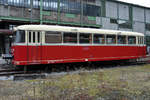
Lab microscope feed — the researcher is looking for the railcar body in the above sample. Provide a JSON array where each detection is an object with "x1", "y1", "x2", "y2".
[{"x1": 11, "y1": 25, "x2": 146, "y2": 66}]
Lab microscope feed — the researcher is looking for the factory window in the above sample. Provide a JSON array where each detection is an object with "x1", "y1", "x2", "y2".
[
  {"x1": 24, "y1": 0, "x2": 30, "y2": 7},
  {"x1": 146, "y1": 23, "x2": 150, "y2": 31},
  {"x1": 83, "y1": 4, "x2": 100, "y2": 17},
  {"x1": 118, "y1": 35, "x2": 126, "y2": 44},
  {"x1": 146, "y1": 36, "x2": 150, "y2": 46},
  {"x1": 79, "y1": 33, "x2": 91, "y2": 44},
  {"x1": 63, "y1": 32, "x2": 77, "y2": 43},
  {"x1": 5, "y1": 0, "x2": 59, "y2": 10},
  {"x1": 45, "y1": 31, "x2": 62, "y2": 43},
  {"x1": 33, "y1": 0, "x2": 40, "y2": 8},
  {"x1": 83, "y1": 0, "x2": 96, "y2": 3},
  {"x1": 60, "y1": 0, "x2": 81, "y2": 14},
  {"x1": 15, "y1": 30, "x2": 25, "y2": 43},
  {"x1": 118, "y1": 20, "x2": 132, "y2": 29},
  {"x1": 0, "y1": 0, "x2": 4, "y2": 4},
  {"x1": 31, "y1": 0, "x2": 58, "y2": 10},
  {"x1": 43, "y1": 0, "x2": 58, "y2": 11},
  {"x1": 106, "y1": 35, "x2": 116, "y2": 44},
  {"x1": 128, "y1": 36, "x2": 136, "y2": 44},
  {"x1": 110, "y1": 19, "x2": 132, "y2": 29},
  {"x1": 110, "y1": 19, "x2": 118, "y2": 24},
  {"x1": 7, "y1": 0, "x2": 29, "y2": 7},
  {"x1": 94, "y1": 34, "x2": 105, "y2": 44}
]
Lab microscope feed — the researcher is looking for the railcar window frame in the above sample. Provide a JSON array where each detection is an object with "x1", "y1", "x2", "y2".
[
  {"x1": 14, "y1": 30, "x2": 26, "y2": 44},
  {"x1": 93, "y1": 34, "x2": 105, "y2": 44},
  {"x1": 143, "y1": 36, "x2": 145, "y2": 44},
  {"x1": 138, "y1": 36, "x2": 140, "y2": 44},
  {"x1": 137, "y1": 36, "x2": 144, "y2": 45},
  {"x1": 29, "y1": 31, "x2": 32, "y2": 43},
  {"x1": 45, "y1": 31, "x2": 62, "y2": 44},
  {"x1": 128, "y1": 36, "x2": 136, "y2": 45},
  {"x1": 106, "y1": 34, "x2": 116, "y2": 44},
  {"x1": 37, "y1": 32, "x2": 40, "y2": 43},
  {"x1": 117, "y1": 35, "x2": 126, "y2": 44},
  {"x1": 142, "y1": 36, "x2": 144, "y2": 44},
  {"x1": 138, "y1": 36, "x2": 143, "y2": 45},
  {"x1": 33, "y1": 32, "x2": 36, "y2": 43},
  {"x1": 27, "y1": 31, "x2": 42, "y2": 44},
  {"x1": 79, "y1": 33, "x2": 92, "y2": 44},
  {"x1": 63, "y1": 32, "x2": 78, "y2": 44}
]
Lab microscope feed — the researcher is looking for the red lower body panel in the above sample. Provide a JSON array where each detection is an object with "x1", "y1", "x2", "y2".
[{"x1": 12, "y1": 45, "x2": 146, "y2": 65}]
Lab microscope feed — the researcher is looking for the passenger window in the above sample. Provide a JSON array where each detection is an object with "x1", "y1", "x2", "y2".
[
  {"x1": 79, "y1": 33, "x2": 91, "y2": 44},
  {"x1": 37, "y1": 32, "x2": 40, "y2": 43},
  {"x1": 45, "y1": 31, "x2": 62, "y2": 43},
  {"x1": 128, "y1": 36, "x2": 136, "y2": 44},
  {"x1": 118, "y1": 35, "x2": 126, "y2": 44},
  {"x1": 33, "y1": 32, "x2": 35, "y2": 43},
  {"x1": 94, "y1": 34, "x2": 105, "y2": 44},
  {"x1": 29, "y1": 32, "x2": 31, "y2": 43},
  {"x1": 63, "y1": 32, "x2": 77, "y2": 43},
  {"x1": 141, "y1": 37, "x2": 144, "y2": 44},
  {"x1": 106, "y1": 35, "x2": 116, "y2": 44},
  {"x1": 138, "y1": 36, "x2": 141, "y2": 44},
  {"x1": 138, "y1": 37, "x2": 140, "y2": 44}
]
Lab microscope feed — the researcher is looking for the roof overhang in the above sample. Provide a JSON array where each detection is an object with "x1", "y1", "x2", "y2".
[{"x1": 0, "y1": 29, "x2": 13, "y2": 35}]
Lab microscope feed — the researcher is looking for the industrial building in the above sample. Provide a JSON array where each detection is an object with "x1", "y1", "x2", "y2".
[{"x1": 0, "y1": 0, "x2": 150, "y2": 55}]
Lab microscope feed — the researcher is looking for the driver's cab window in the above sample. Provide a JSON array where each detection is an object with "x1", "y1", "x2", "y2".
[{"x1": 14, "y1": 30, "x2": 25, "y2": 43}]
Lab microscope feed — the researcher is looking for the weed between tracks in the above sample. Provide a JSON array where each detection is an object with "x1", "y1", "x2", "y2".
[{"x1": 1, "y1": 64, "x2": 150, "y2": 100}]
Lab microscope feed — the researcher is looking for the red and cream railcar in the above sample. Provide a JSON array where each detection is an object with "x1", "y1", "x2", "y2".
[{"x1": 11, "y1": 25, "x2": 146, "y2": 66}]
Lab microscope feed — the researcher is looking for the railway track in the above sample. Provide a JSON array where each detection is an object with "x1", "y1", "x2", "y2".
[
  {"x1": 0, "y1": 68, "x2": 42, "y2": 76},
  {"x1": 0, "y1": 68, "x2": 46, "y2": 80},
  {"x1": 0, "y1": 69, "x2": 18, "y2": 73},
  {"x1": 0, "y1": 71, "x2": 25, "y2": 76},
  {"x1": 0, "y1": 57, "x2": 149, "y2": 80}
]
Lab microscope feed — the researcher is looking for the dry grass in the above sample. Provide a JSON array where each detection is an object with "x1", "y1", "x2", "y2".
[{"x1": 1, "y1": 64, "x2": 150, "y2": 100}]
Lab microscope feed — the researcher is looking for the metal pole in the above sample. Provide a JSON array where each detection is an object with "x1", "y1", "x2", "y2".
[
  {"x1": 117, "y1": 2, "x2": 119, "y2": 30},
  {"x1": 129, "y1": 5, "x2": 133, "y2": 31},
  {"x1": 30, "y1": 0, "x2": 33, "y2": 23},
  {"x1": 81, "y1": 0, "x2": 83, "y2": 26},
  {"x1": 40, "y1": 0, "x2": 43, "y2": 24},
  {"x1": 57, "y1": 0, "x2": 60, "y2": 24}
]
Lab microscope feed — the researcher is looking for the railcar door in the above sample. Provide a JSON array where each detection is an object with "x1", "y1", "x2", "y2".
[{"x1": 27, "y1": 31, "x2": 42, "y2": 64}]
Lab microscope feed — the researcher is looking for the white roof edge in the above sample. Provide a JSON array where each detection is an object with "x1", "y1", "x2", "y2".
[{"x1": 15, "y1": 25, "x2": 144, "y2": 36}]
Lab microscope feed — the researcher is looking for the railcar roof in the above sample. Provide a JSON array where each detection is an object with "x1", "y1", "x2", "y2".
[{"x1": 14, "y1": 25, "x2": 144, "y2": 36}]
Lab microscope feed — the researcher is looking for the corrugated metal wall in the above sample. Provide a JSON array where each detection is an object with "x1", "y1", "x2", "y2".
[
  {"x1": 133, "y1": 7, "x2": 144, "y2": 22},
  {"x1": 118, "y1": 4, "x2": 129, "y2": 20},
  {"x1": 106, "y1": 1, "x2": 117, "y2": 18},
  {"x1": 133, "y1": 22, "x2": 145, "y2": 33},
  {"x1": 102, "y1": 17, "x2": 118, "y2": 30},
  {"x1": 146, "y1": 9, "x2": 150, "y2": 23}
]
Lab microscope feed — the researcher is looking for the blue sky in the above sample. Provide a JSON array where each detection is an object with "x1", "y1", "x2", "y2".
[{"x1": 117, "y1": 0, "x2": 150, "y2": 7}]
